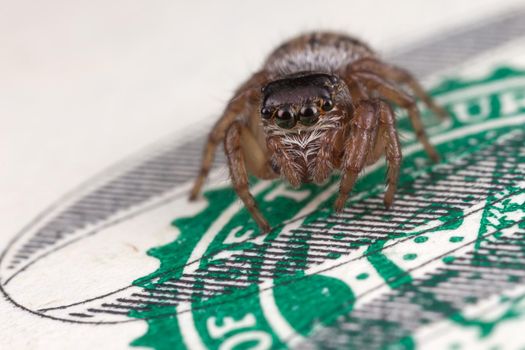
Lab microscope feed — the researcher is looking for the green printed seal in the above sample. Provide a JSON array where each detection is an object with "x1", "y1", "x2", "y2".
[{"x1": 128, "y1": 67, "x2": 525, "y2": 350}]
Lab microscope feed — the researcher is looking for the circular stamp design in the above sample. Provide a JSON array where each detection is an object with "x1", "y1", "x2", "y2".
[{"x1": 1, "y1": 67, "x2": 525, "y2": 349}]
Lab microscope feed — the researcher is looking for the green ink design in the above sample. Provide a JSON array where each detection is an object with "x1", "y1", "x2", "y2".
[{"x1": 129, "y1": 67, "x2": 525, "y2": 349}]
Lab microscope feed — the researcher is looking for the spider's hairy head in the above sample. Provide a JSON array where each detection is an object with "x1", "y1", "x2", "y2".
[{"x1": 260, "y1": 72, "x2": 342, "y2": 130}]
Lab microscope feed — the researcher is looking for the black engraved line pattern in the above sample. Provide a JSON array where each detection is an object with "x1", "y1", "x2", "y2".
[
  {"x1": 298, "y1": 228, "x2": 525, "y2": 350},
  {"x1": 64, "y1": 131, "x2": 525, "y2": 320},
  {"x1": 8, "y1": 7, "x2": 525, "y2": 272},
  {"x1": 7, "y1": 137, "x2": 225, "y2": 270},
  {"x1": 207, "y1": 137, "x2": 523, "y2": 279},
  {"x1": 388, "y1": 7, "x2": 525, "y2": 78},
  {"x1": 5, "y1": 8, "x2": 525, "y2": 323},
  {"x1": 297, "y1": 141, "x2": 525, "y2": 349}
]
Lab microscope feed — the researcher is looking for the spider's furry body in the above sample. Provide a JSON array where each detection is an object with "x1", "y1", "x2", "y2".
[
  {"x1": 190, "y1": 32, "x2": 447, "y2": 232},
  {"x1": 265, "y1": 33, "x2": 374, "y2": 76}
]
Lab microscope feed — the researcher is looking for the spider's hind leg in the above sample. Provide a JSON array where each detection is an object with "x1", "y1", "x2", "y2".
[
  {"x1": 351, "y1": 58, "x2": 448, "y2": 120},
  {"x1": 190, "y1": 128, "x2": 225, "y2": 201}
]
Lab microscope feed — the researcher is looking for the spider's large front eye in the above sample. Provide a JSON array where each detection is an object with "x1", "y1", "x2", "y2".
[
  {"x1": 299, "y1": 105, "x2": 319, "y2": 126},
  {"x1": 275, "y1": 108, "x2": 296, "y2": 129},
  {"x1": 261, "y1": 107, "x2": 272, "y2": 119},
  {"x1": 322, "y1": 99, "x2": 334, "y2": 111}
]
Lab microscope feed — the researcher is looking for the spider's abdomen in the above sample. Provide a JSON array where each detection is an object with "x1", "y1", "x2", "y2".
[{"x1": 263, "y1": 32, "x2": 376, "y2": 78}]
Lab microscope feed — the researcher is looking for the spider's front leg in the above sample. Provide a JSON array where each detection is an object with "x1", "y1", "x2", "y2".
[
  {"x1": 355, "y1": 71, "x2": 440, "y2": 162},
  {"x1": 224, "y1": 121, "x2": 271, "y2": 233},
  {"x1": 334, "y1": 100, "x2": 379, "y2": 212},
  {"x1": 377, "y1": 101, "x2": 402, "y2": 208},
  {"x1": 190, "y1": 72, "x2": 266, "y2": 200}
]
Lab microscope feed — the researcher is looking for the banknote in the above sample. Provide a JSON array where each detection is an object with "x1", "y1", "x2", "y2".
[{"x1": 1, "y1": 3, "x2": 525, "y2": 350}]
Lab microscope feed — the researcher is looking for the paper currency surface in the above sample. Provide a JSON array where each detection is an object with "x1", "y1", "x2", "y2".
[{"x1": 1, "y1": 1, "x2": 525, "y2": 349}]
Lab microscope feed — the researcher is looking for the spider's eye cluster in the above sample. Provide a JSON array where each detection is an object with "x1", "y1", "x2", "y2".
[{"x1": 260, "y1": 97, "x2": 335, "y2": 129}]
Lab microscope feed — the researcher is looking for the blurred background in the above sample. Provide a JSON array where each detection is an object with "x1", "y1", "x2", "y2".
[
  {"x1": 2, "y1": 1, "x2": 525, "y2": 348},
  {"x1": 1, "y1": 0, "x2": 524, "y2": 243}
]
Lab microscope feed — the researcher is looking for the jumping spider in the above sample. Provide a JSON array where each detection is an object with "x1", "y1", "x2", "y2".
[{"x1": 189, "y1": 32, "x2": 447, "y2": 232}]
